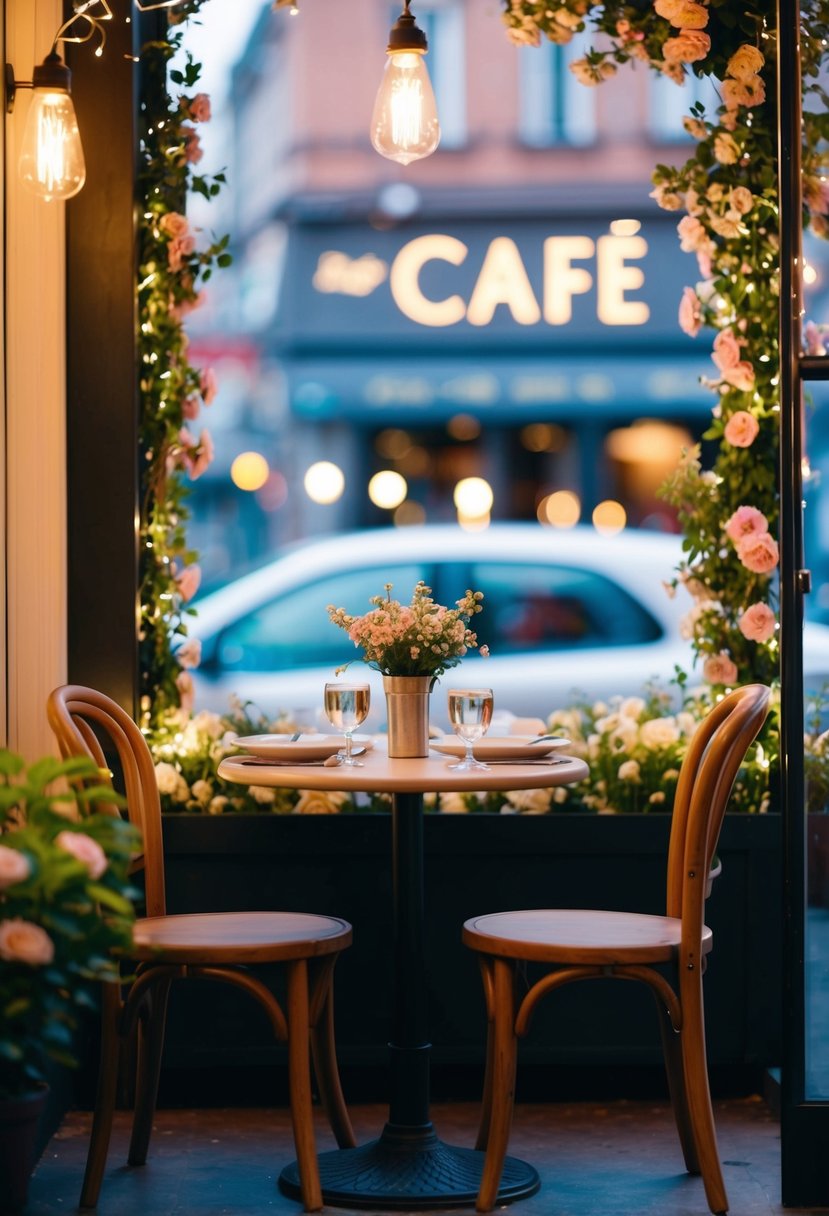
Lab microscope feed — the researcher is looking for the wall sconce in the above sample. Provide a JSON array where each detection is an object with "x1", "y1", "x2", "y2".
[
  {"x1": 5, "y1": 9, "x2": 108, "y2": 203},
  {"x1": 370, "y1": 1, "x2": 440, "y2": 166}
]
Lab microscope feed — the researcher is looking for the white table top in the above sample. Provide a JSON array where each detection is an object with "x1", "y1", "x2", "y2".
[{"x1": 218, "y1": 743, "x2": 588, "y2": 795}]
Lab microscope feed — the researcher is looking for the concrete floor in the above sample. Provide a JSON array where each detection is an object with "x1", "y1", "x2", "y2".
[{"x1": 26, "y1": 1095, "x2": 829, "y2": 1216}]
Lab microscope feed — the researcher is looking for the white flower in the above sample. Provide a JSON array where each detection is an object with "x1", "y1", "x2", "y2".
[
  {"x1": 439, "y1": 792, "x2": 469, "y2": 814},
  {"x1": 649, "y1": 791, "x2": 667, "y2": 804},
  {"x1": 191, "y1": 780, "x2": 214, "y2": 806},
  {"x1": 639, "y1": 718, "x2": 681, "y2": 750},
  {"x1": 618, "y1": 759, "x2": 641, "y2": 782},
  {"x1": 250, "y1": 785, "x2": 276, "y2": 805},
  {"x1": 609, "y1": 719, "x2": 639, "y2": 750},
  {"x1": 594, "y1": 713, "x2": 621, "y2": 735},
  {"x1": 190, "y1": 710, "x2": 225, "y2": 739},
  {"x1": 505, "y1": 788, "x2": 553, "y2": 814},
  {"x1": 676, "y1": 711, "x2": 699, "y2": 738},
  {"x1": 619, "y1": 697, "x2": 646, "y2": 720},
  {"x1": 293, "y1": 790, "x2": 349, "y2": 814},
  {"x1": 208, "y1": 796, "x2": 229, "y2": 815},
  {"x1": 154, "y1": 762, "x2": 190, "y2": 802},
  {"x1": 592, "y1": 701, "x2": 609, "y2": 717}
]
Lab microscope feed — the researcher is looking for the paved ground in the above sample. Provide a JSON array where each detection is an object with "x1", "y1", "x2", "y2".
[{"x1": 26, "y1": 1095, "x2": 828, "y2": 1215}]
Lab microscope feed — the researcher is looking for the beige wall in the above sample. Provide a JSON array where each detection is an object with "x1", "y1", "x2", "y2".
[{"x1": 4, "y1": 0, "x2": 68, "y2": 759}]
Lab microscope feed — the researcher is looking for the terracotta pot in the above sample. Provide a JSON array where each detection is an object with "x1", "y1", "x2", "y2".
[
  {"x1": 383, "y1": 674, "x2": 433, "y2": 758},
  {"x1": 0, "y1": 1085, "x2": 48, "y2": 1214}
]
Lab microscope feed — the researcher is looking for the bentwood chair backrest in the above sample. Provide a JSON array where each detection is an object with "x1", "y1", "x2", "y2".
[
  {"x1": 665, "y1": 683, "x2": 770, "y2": 950},
  {"x1": 47, "y1": 685, "x2": 166, "y2": 918}
]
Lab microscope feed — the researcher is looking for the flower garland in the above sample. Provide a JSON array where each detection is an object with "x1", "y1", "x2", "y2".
[
  {"x1": 501, "y1": 0, "x2": 829, "y2": 699},
  {"x1": 137, "y1": 2, "x2": 230, "y2": 731}
]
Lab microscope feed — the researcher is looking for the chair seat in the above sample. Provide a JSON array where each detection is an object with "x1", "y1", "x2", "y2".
[
  {"x1": 131, "y1": 911, "x2": 352, "y2": 964},
  {"x1": 463, "y1": 908, "x2": 713, "y2": 965}
]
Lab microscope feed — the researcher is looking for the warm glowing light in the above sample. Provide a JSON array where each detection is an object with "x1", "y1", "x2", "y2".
[
  {"x1": 371, "y1": 51, "x2": 440, "y2": 166},
  {"x1": 453, "y1": 477, "x2": 494, "y2": 517},
  {"x1": 804, "y1": 262, "x2": 818, "y2": 285},
  {"x1": 521, "y1": 423, "x2": 566, "y2": 453},
  {"x1": 446, "y1": 413, "x2": 481, "y2": 441},
  {"x1": 540, "y1": 490, "x2": 581, "y2": 528},
  {"x1": 304, "y1": 461, "x2": 345, "y2": 504},
  {"x1": 19, "y1": 88, "x2": 85, "y2": 201},
  {"x1": 368, "y1": 470, "x2": 408, "y2": 509},
  {"x1": 231, "y1": 451, "x2": 269, "y2": 492},
  {"x1": 375, "y1": 428, "x2": 412, "y2": 459},
  {"x1": 394, "y1": 500, "x2": 426, "y2": 527},
  {"x1": 592, "y1": 500, "x2": 627, "y2": 535},
  {"x1": 609, "y1": 218, "x2": 641, "y2": 236}
]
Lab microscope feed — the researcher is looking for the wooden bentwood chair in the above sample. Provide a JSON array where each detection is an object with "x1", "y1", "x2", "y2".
[
  {"x1": 47, "y1": 685, "x2": 356, "y2": 1212},
  {"x1": 463, "y1": 683, "x2": 771, "y2": 1215}
]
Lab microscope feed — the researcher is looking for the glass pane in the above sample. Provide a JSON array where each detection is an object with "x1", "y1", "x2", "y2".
[{"x1": 802, "y1": 379, "x2": 829, "y2": 1098}]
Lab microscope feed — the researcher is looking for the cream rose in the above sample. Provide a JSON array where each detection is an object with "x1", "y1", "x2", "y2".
[
  {"x1": 726, "y1": 44, "x2": 765, "y2": 81},
  {"x1": 618, "y1": 760, "x2": 641, "y2": 782},
  {"x1": 663, "y1": 30, "x2": 711, "y2": 63},
  {"x1": 439, "y1": 792, "x2": 470, "y2": 814},
  {"x1": 620, "y1": 697, "x2": 645, "y2": 720},
  {"x1": 56, "y1": 830, "x2": 108, "y2": 880},
  {"x1": 154, "y1": 762, "x2": 190, "y2": 802},
  {"x1": 639, "y1": 718, "x2": 681, "y2": 749},
  {"x1": 0, "y1": 918, "x2": 54, "y2": 965},
  {"x1": 505, "y1": 788, "x2": 553, "y2": 814},
  {"x1": 293, "y1": 790, "x2": 349, "y2": 815},
  {"x1": 0, "y1": 845, "x2": 31, "y2": 889},
  {"x1": 714, "y1": 133, "x2": 741, "y2": 165}
]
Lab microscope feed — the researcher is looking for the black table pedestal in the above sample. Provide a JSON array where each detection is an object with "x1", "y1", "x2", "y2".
[
  {"x1": 279, "y1": 1124, "x2": 540, "y2": 1209},
  {"x1": 279, "y1": 789, "x2": 539, "y2": 1209}
]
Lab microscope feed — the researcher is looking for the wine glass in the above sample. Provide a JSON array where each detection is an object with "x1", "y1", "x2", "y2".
[
  {"x1": 447, "y1": 688, "x2": 494, "y2": 772},
  {"x1": 324, "y1": 682, "x2": 371, "y2": 766}
]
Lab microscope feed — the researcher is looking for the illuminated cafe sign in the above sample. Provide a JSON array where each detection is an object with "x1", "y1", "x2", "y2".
[{"x1": 311, "y1": 232, "x2": 651, "y2": 329}]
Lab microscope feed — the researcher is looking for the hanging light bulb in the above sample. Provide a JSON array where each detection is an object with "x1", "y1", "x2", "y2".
[
  {"x1": 17, "y1": 51, "x2": 85, "y2": 202},
  {"x1": 370, "y1": 1, "x2": 440, "y2": 167}
]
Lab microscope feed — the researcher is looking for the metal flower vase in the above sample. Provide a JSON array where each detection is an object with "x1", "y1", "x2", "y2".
[{"x1": 383, "y1": 675, "x2": 433, "y2": 758}]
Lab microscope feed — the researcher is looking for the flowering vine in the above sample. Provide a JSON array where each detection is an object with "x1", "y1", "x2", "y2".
[
  {"x1": 502, "y1": 0, "x2": 829, "y2": 701},
  {"x1": 137, "y1": 2, "x2": 230, "y2": 730}
]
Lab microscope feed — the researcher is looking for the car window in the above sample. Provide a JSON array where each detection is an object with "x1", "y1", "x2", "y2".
[
  {"x1": 468, "y1": 562, "x2": 662, "y2": 653},
  {"x1": 215, "y1": 564, "x2": 431, "y2": 671}
]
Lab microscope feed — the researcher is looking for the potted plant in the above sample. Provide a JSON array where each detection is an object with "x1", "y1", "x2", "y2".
[{"x1": 0, "y1": 750, "x2": 138, "y2": 1215}]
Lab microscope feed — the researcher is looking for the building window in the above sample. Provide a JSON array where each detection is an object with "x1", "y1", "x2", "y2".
[
  {"x1": 648, "y1": 70, "x2": 720, "y2": 142},
  {"x1": 390, "y1": 1, "x2": 466, "y2": 149},
  {"x1": 518, "y1": 32, "x2": 597, "y2": 148}
]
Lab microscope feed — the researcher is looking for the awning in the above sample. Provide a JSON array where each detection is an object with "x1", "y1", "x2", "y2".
[{"x1": 285, "y1": 353, "x2": 714, "y2": 422}]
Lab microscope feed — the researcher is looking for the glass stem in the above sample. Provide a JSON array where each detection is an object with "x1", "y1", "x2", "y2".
[
  {"x1": 465, "y1": 739, "x2": 474, "y2": 766},
  {"x1": 344, "y1": 731, "x2": 353, "y2": 762}
]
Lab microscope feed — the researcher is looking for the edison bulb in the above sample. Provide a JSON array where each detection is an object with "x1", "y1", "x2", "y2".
[
  {"x1": 19, "y1": 90, "x2": 86, "y2": 202},
  {"x1": 370, "y1": 51, "x2": 440, "y2": 166}
]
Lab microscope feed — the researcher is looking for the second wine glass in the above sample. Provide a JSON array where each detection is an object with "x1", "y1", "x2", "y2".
[
  {"x1": 446, "y1": 688, "x2": 493, "y2": 772},
  {"x1": 324, "y1": 682, "x2": 370, "y2": 766}
]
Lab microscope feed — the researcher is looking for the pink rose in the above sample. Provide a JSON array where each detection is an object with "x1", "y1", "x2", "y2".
[
  {"x1": 176, "y1": 638, "x2": 202, "y2": 670},
  {"x1": 0, "y1": 845, "x2": 30, "y2": 889},
  {"x1": 186, "y1": 430, "x2": 214, "y2": 480},
  {"x1": 56, "y1": 830, "x2": 108, "y2": 880},
  {"x1": 182, "y1": 397, "x2": 200, "y2": 421},
  {"x1": 702, "y1": 653, "x2": 739, "y2": 685},
  {"x1": 722, "y1": 360, "x2": 755, "y2": 391},
  {"x1": 724, "y1": 410, "x2": 760, "y2": 447},
  {"x1": 176, "y1": 670, "x2": 195, "y2": 713},
  {"x1": 678, "y1": 286, "x2": 702, "y2": 337},
  {"x1": 182, "y1": 126, "x2": 203, "y2": 164},
  {"x1": 739, "y1": 602, "x2": 777, "y2": 643},
  {"x1": 737, "y1": 532, "x2": 779, "y2": 574},
  {"x1": 176, "y1": 564, "x2": 202, "y2": 603},
  {"x1": 0, "y1": 918, "x2": 54, "y2": 965},
  {"x1": 187, "y1": 92, "x2": 211, "y2": 123},
  {"x1": 725, "y1": 505, "x2": 768, "y2": 543},
  {"x1": 663, "y1": 30, "x2": 711, "y2": 63},
  {"x1": 696, "y1": 248, "x2": 713, "y2": 278},
  {"x1": 200, "y1": 368, "x2": 218, "y2": 405},
  {"x1": 159, "y1": 211, "x2": 190, "y2": 239},
  {"x1": 677, "y1": 215, "x2": 707, "y2": 252},
  {"x1": 805, "y1": 321, "x2": 827, "y2": 356},
  {"x1": 726, "y1": 45, "x2": 765, "y2": 81},
  {"x1": 168, "y1": 234, "x2": 196, "y2": 272},
  {"x1": 712, "y1": 328, "x2": 742, "y2": 371},
  {"x1": 804, "y1": 177, "x2": 829, "y2": 215}
]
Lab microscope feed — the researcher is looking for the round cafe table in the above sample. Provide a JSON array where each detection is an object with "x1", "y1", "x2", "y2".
[{"x1": 218, "y1": 742, "x2": 588, "y2": 1210}]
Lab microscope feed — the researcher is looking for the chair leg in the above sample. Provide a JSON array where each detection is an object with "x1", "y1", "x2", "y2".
[
  {"x1": 310, "y1": 974, "x2": 356, "y2": 1149},
  {"x1": 80, "y1": 981, "x2": 122, "y2": 1209},
  {"x1": 128, "y1": 976, "x2": 172, "y2": 1166},
  {"x1": 679, "y1": 971, "x2": 728, "y2": 1215},
  {"x1": 652, "y1": 988, "x2": 700, "y2": 1174},
  {"x1": 475, "y1": 959, "x2": 496, "y2": 1152},
  {"x1": 286, "y1": 959, "x2": 323, "y2": 1212},
  {"x1": 476, "y1": 957, "x2": 518, "y2": 1214}
]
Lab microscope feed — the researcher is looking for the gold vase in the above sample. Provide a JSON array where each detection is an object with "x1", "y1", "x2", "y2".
[{"x1": 383, "y1": 674, "x2": 433, "y2": 758}]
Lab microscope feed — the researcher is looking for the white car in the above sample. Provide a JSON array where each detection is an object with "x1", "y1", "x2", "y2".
[{"x1": 189, "y1": 523, "x2": 829, "y2": 729}]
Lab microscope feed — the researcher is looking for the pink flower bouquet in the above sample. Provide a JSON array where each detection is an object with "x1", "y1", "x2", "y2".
[{"x1": 327, "y1": 581, "x2": 487, "y2": 679}]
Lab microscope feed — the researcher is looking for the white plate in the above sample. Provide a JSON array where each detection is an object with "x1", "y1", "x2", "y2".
[
  {"x1": 232, "y1": 734, "x2": 374, "y2": 761},
  {"x1": 430, "y1": 735, "x2": 571, "y2": 761}
]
